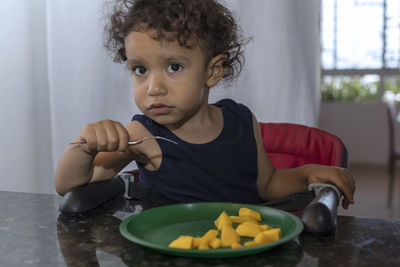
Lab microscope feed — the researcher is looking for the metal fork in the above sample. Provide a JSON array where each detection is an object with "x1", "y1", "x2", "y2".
[{"x1": 69, "y1": 136, "x2": 178, "y2": 145}]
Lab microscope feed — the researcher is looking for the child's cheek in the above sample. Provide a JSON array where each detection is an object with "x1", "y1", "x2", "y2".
[{"x1": 133, "y1": 90, "x2": 146, "y2": 112}]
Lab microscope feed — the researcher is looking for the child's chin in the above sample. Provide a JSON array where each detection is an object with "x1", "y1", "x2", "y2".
[{"x1": 146, "y1": 114, "x2": 177, "y2": 126}]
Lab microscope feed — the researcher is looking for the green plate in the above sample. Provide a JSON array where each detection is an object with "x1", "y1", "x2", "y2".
[{"x1": 119, "y1": 202, "x2": 303, "y2": 258}]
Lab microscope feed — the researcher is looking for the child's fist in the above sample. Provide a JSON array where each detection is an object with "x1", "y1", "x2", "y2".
[
  {"x1": 75, "y1": 120, "x2": 130, "y2": 155},
  {"x1": 307, "y1": 165, "x2": 356, "y2": 209}
]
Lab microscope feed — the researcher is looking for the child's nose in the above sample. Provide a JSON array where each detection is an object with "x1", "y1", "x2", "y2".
[{"x1": 147, "y1": 73, "x2": 167, "y2": 96}]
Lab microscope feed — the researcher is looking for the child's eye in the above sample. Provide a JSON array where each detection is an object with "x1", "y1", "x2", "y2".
[
  {"x1": 167, "y1": 63, "x2": 183, "y2": 73},
  {"x1": 133, "y1": 66, "x2": 147, "y2": 76}
]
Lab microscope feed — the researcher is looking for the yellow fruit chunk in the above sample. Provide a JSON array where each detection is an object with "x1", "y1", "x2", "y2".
[
  {"x1": 214, "y1": 211, "x2": 232, "y2": 230},
  {"x1": 236, "y1": 221, "x2": 262, "y2": 237},
  {"x1": 202, "y1": 229, "x2": 219, "y2": 242},
  {"x1": 221, "y1": 225, "x2": 240, "y2": 247},
  {"x1": 229, "y1": 215, "x2": 258, "y2": 224},
  {"x1": 209, "y1": 238, "x2": 221, "y2": 249},
  {"x1": 259, "y1": 224, "x2": 272, "y2": 231},
  {"x1": 262, "y1": 228, "x2": 282, "y2": 242},
  {"x1": 238, "y1": 207, "x2": 262, "y2": 221},
  {"x1": 168, "y1": 235, "x2": 193, "y2": 249},
  {"x1": 254, "y1": 232, "x2": 270, "y2": 244},
  {"x1": 231, "y1": 243, "x2": 243, "y2": 249},
  {"x1": 253, "y1": 228, "x2": 282, "y2": 245},
  {"x1": 192, "y1": 229, "x2": 218, "y2": 248},
  {"x1": 198, "y1": 239, "x2": 210, "y2": 250},
  {"x1": 244, "y1": 241, "x2": 259, "y2": 247},
  {"x1": 192, "y1": 237, "x2": 202, "y2": 248}
]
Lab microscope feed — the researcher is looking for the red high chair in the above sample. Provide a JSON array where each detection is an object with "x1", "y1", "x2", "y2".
[{"x1": 259, "y1": 122, "x2": 347, "y2": 169}]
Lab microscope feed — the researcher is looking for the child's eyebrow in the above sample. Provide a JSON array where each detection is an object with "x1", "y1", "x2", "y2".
[
  {"x1": 127, "y1": 55, "x2": 190, "y2": 67},
  {"x1": 127, "y1": 58, "x2": 141, "y2": 66},
  {"x1": 159, "y1": 54, "x2": 190, "y2": 63}
]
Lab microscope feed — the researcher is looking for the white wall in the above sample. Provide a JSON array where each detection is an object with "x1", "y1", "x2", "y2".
[
  {"x1": 0, "y1": 0, "x2": 55, "y2": 193},
  {"x1": 318, "y1": 102, "x2": 389, "y2": 165}
]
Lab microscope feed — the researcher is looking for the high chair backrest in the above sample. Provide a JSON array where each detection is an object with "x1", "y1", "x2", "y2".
[{"x1": 258, "y1": 123, "x2": 348, "y2": 169}]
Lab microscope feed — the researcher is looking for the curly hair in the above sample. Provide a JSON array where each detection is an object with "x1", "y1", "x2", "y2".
[{"x1": 104, "y1": 0, "x2": 248, "y2": 81}]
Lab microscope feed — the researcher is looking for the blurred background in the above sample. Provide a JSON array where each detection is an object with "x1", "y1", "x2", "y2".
[{"x1": 0, "y1": 0, "x2": 398, "y2": 218}]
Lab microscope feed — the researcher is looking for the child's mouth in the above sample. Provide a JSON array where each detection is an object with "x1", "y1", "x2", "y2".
[{"x1": 148, "y1": 103, "x2": 173, "y2": 115}]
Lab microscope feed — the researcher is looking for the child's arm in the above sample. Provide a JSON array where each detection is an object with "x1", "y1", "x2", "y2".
[
  {"x1": 55, "y1": 120, "x2": 148, "y2": 196},
  {"x1": 253, "y1": 115, "x2": 356, "y2": 209}
]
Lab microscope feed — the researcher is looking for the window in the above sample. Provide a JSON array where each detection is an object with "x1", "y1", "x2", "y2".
[{"x1": 321, "y1": 0, "x2": 400, "y2": 102}]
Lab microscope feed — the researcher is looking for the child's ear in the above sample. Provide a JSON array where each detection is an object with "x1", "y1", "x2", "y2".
[{"x1": 206, "y1": 54, "x2": 227, "y2": 87}]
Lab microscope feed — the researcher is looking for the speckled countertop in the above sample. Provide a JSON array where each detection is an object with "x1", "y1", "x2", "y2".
[{"x1": 0, "y1": 191, "x2": 399, "y2": 267}]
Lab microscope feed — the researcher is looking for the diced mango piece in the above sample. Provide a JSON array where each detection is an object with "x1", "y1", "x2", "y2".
[
  {"x1": 214, "y1": 211, "x2": 232, "y2": 230},
  {"x1": 229, "y1": 215, "x2": 258, "y2": 224},
  {"x1": 202, "y1": 229, "x2": 219, "y2": 242},
  {"x1": 235, "y1": 221, "x2": 262, "y2": 237},
  {"x1": 168, "y1": 235, "x2": 193, "y2": 249},
  {"x1": 254, "y1": 231, "x2": 270, "y2": 244},
  {"x1": 221, "y1": 225, "x2": 240, "y2": 247},
  {"x1": 253, "y1": 228, "x2": 282, "y2": 245},
  {"x1": 238, "y1": 207, "x2": 262, "y2": 221},
  {"x1": 244, "y1": 241, "x2": 259, "y2": 247},
  {"x1": 231, "y1": 243, "x2": 243, "y2": 249},
  {"x1": 262, "y1": 228, "x2": 282, "y2": 242},
  {"x1": 193, "y1": 229, "x2": 218, "y2": 248},
  {"x1": 209, "y1": 238, "x2": 221, "y2": 249},
  {"x1": 192, "y1": 237, "x2": 202, "y2": 248},
  {"x1": 259, "y1": 224, "x2": 272, "y2": 231},
  {"x1": 198, "y1": 239, "x2": 210, "y2": 250}
]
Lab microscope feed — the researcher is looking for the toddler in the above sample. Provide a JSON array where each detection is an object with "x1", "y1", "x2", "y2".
[{"x1": 55, "y1": 0, "x2": 355, "y2": 208}]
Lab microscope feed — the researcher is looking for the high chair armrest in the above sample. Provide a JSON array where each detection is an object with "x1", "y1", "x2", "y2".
[
  {"x1": 58, "y1": 177, "x2": 125, "y2": 215},
  {"x1": 301, "y1": 184, "x2": 342, "y2": 236}
]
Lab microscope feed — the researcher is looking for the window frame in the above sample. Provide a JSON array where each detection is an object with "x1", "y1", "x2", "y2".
[{"x1": 320, "y1": 0, "x2": 399, "y2": 102}]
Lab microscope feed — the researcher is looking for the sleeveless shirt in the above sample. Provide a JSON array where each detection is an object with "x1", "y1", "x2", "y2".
[{"x1": 131, "y1": 98, "x2": 260, "y2": 203}]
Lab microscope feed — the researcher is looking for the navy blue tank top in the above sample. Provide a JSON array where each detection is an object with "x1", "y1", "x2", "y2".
[{"x1": 132, "y1": 99, "x2": 260, "y2": 204}]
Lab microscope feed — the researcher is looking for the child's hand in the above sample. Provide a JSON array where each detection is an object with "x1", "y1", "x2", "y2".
[
  {"x1": 306, "y1": 165, "x2": 356, "y2": 209},
  {"x1": 74, "y1": 120, "x2": 131, "y2": 155}
]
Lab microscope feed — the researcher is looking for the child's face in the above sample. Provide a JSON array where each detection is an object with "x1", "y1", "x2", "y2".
[{"x1": 125, "y1": 30, "x2": 212, "y2": 127}]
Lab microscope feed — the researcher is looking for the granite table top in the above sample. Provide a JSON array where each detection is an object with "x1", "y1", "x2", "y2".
[{"x1": 0, "y1": 191, "x2": 399, "y2": 267}]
